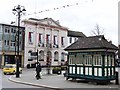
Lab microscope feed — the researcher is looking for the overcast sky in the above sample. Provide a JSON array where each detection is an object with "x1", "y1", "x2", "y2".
[{"x1": 0, "y1": 0, "x2": 119, "y2": 45}]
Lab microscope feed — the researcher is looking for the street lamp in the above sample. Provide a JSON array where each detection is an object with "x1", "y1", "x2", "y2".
[{"x1": 12, "y1": 5, "x2": 26, "y2": 78}]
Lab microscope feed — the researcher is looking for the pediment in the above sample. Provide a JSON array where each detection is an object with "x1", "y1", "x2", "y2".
[
  {"x1": 39, "y1": 18, "x2": 61, "y2": 27},
  {"x1": 24, "y1": 18, "x2": 68, "y2": 30}
]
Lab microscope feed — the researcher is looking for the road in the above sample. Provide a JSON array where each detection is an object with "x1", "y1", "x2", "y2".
[
  {"x1": 0, "y1": 69, "x2": 53, "y2": 90},
  {"x1": 1, "y1": 68, "x2": 120, "y2": 90}
]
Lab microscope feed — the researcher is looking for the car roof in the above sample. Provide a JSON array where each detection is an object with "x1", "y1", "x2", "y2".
[{"x1": 5, "y1": 64, "x2": 16, "y2": 66}]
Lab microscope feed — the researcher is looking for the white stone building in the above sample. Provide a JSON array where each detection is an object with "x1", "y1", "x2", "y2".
[{"x1": 22, "y1": 18, "x2": 69, "y2": 67}]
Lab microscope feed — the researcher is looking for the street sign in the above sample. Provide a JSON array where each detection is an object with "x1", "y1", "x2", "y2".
[
  {"x1": 30, "y1": 51, "x2": 38, "y2": 60},
  {"x1": 116, "y1": 58, "x2": 120, "y2": 67}
]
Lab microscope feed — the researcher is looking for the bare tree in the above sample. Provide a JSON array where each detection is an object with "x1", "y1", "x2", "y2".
[{"x1": 91, "y1": 24, "x2": 104, "y2": 36}]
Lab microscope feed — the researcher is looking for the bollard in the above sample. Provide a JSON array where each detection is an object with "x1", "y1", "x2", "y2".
[{"x1": 115, "y1": 71, "x2": 119, "y2": 85}]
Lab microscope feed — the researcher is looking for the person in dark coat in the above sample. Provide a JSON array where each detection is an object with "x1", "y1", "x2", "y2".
[{"x1": 36, "y1": 62, "x2": 42, "y2": 79}]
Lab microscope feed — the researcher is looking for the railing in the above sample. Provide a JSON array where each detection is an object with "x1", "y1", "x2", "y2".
[
  {"x1": 67, "y1": 64, "x2": 116, "y2": 81},
  {"x1": 46, "y1": 43, "x2": 52, "y2": 48}
]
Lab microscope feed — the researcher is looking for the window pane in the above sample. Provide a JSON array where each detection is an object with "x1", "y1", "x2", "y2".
[
  {"x1": 39, "y1": 33, "x2": 43, "y2": 43},
  {"x1": 61, "y1": 53, "x2": 64, "y2": 61},
  {"x1": 69, "y1": 37, "x2": 72, "y2": 43},
  {"x1": 46, "y1": 34, "x2": 50, "y2": 44},
  {"x1": 28, "y1": 32, "x2": 33, "y2": 43},
  {"x1": 61, "y1": 37, "x2": 65, "y2": 46},
  {"x1": 54, "y1": 36, "x2": 57, "y2": 45}
]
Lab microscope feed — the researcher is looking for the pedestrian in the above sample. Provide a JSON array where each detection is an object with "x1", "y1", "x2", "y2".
[{"x1": 35, "y1": 62, "x2": 42, "y2": 80}]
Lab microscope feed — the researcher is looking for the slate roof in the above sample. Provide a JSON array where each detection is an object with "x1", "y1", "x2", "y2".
[
  {"x1": 68, "y1": 30, "x2": 86, "y2": 37},
  {"x1": 65, "y1": 35, "x2": 118, "y2": 50}
]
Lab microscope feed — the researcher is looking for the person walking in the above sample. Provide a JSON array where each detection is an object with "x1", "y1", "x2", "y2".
[{"x1": 35, "y1": 62, "x2": 42, "y2": 80}]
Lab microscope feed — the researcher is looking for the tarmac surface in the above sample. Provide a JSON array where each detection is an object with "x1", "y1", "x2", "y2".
[{"x1": 9, "y1": 68, "x2": 119, "y2": 89}]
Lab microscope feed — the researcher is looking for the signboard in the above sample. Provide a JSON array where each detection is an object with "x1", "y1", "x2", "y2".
[
  {"x1": 116, "y1": 58, "x2": 120, "y2": 67},
  {"x1": 30, "y1": 56, "x2": 37, "y2": 60}
]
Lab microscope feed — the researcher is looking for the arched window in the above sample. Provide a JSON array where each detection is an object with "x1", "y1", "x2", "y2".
[
  {"x1": 46, "y1": 51, "x2": 52, "y2": 65},
  {"x1": 54, "y1": 51, "x2": 58, "y2": 61},
  {"x1": 61, "y1": 52, "x2": 65, "y2": 62},
  {"x1": 47, "y1": 51, "x2": 52, "y2": 57},
  {"x1": 39, "y1": 50, "x2": 44, "y2": 61}
]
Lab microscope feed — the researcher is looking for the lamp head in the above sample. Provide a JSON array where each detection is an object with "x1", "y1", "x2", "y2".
[
  {"x1": 12, "y1": 8, "x2": 16, "y2": 12},
  {"x1": 22, "y1": 8, "x2": 26, "y2": 12}
]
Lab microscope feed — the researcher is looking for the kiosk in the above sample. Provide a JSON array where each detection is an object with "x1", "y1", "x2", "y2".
[{"x1": 65, "y1": 36, "x2": 118, "y2": 83}]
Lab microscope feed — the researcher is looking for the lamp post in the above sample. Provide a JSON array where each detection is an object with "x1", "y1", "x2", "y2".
[{"x1": 12, "y1": 5, "x2": 26, "y2": 78}]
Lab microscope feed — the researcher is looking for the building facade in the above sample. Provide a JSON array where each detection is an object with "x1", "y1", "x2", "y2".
[
  {"x1": 22, "y1": 18, "x2": 69, "y2": 67},
  {"x1": 0, "y1": 23, "x2": 25, "y2": 68},
  {"x1": 67, "y1": 30, "x2": 86, "y2": 46}
]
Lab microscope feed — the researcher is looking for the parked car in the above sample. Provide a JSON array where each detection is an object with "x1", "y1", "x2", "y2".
[{"x1": 3, "y1": 64, "x2": 22, "y2": 75}]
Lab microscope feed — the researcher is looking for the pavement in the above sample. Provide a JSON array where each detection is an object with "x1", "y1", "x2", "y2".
[{"x1": 9, "y1": 68, "x2": 120, "y2": 89}]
